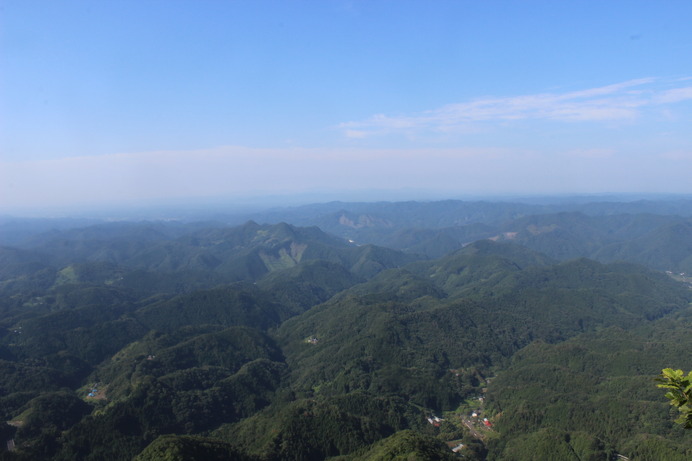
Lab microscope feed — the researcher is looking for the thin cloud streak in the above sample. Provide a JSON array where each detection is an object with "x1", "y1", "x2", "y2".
[
  {"x1": 655, "y1": 87, "x2": 692, "y2": 104},
  {"x1": 340, "y1": 78, "x2": 692, "y2": 137}
]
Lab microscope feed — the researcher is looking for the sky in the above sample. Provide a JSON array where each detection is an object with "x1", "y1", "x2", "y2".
[{"x1": 2, "y1": 0, "x2": 692, "y2": 212}]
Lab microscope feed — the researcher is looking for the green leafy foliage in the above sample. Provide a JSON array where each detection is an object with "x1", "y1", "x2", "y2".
[{"x1": 657, "y1": 368, "x2": 692, "y2": 429}]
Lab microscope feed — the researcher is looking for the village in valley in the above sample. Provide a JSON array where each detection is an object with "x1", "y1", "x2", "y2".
[{"x1": 427, "y1": 377, "x2": 498, "y2": 457}]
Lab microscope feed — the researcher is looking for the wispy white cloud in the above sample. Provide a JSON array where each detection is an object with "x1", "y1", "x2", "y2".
[
  {"x1": 654, "y1": 86, "x2": 692, "y2": 104},
  {"x1": 340, "y1": 78, "x2": 692, "y2": 137}
]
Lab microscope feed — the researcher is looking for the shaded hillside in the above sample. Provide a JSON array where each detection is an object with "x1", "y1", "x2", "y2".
[{"x1": 134, "y1": 284, "x2": 296, "y2": 333}]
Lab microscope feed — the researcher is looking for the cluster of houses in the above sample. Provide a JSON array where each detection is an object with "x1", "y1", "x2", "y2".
[
  {"x1": 426, "y1": 415, "x2": 444, "y2": 427},
  {"x1": 470, "y1": 411, "x2": 493, "y2": 427},
  {"x1": 425, "y1": 407, "x2": 497, "y2": 457}
]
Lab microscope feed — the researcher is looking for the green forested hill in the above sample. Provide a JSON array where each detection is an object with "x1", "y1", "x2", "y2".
[
  {"x1": 215, "y1": 393, "x2": 429, "y2": 460},
  {"x1": 0, "y1": 205, "x2": 691, "y2": 460},
  {"x1": 133, "y1": 434, "x2": 259, "y2": 461},
  {"x1": 404, "y1": 239, "x2": 556, "y2": 295},
  {"x1": 241, "y1": 198, "x2": 692, "y2": 242},
  {"x1": 239, "y1": 199, "x2": 692, "y2": 259},
  {"x1": 352, "y1": 429, "x2": 460, "y2": 461},
  {"x1": 496, "y1": 213, "x2": 692, "y2": 273},
  {"x1": 8, "y1": 221, "x2": 417, "y2": 285},
  {"x1": 485, "y1": 308, "x2": 692, "y2": 460},
  {"x1": 276, "y1": 205, "x2": 692, "y2": 275},
  {"x1": 0, "y1": 221, "x2": 425, "y2": 460},
  {"x1": 257, "y1": 259, "x2": 362, "y2": 311},
  {"x1": 133, "y1": 284, "x2": 295, "y2": 332},
  {"x1": 498, "y1": 212, "x2": 675, "y2": 260},
  {"x1": 393, "y1": 212, "x2": 692, "y2": 273},
  {"x1": 276, "y1": 247, "x2": 690, "y2": 412},
  {"x1": 594, "y1": 221, "x2": 692, "y2": 273}
]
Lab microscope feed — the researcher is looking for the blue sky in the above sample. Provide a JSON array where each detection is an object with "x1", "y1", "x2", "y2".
[{"x1": 2, "y1": 1, "x2": 692, "y2": 211}]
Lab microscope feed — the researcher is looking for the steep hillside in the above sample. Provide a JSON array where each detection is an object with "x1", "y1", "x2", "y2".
[
  {"x1": 276, "y1": 244, "x2": 690, "y2": 411},
  {"x1": 485, "y1": 308, "x2": 692, "y2": 460}
]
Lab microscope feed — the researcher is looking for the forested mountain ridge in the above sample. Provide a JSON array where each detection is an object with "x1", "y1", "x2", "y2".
[
  {"x1": 0, "y1": 199, "x2": 691, "y2": 460},
  {"x1": 372, "y1": 212, "x2": 692, "y2": 274},
  {"x1": 4, "y1": 199, "x2": 692, "y2": 272},
  {"x1": 0, "y1": 221, "x2": 415, "y2": 305},
  {"x1": 239, "y1": 198, "x2": 692, "y2": 236},
  {"x1": 224, "y1": 200, "x2": 692, "y2": 274},
  {"x1": 486, "y1": 309, "x2": 692, "y2": 460}
]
